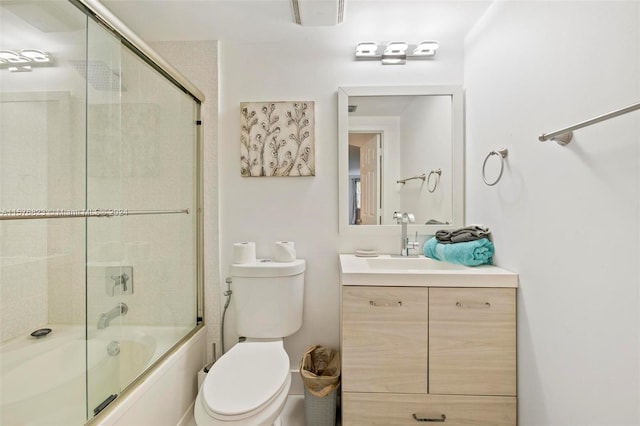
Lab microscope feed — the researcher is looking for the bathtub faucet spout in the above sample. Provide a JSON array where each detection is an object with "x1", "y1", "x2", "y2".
[{"x1": 97, "y1": 303, "x2": 128, "y2": 329}]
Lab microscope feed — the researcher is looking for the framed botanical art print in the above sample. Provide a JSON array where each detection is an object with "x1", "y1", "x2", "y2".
[{"x1": 240, "y1": 101, "x2": 315, "y2": 177}]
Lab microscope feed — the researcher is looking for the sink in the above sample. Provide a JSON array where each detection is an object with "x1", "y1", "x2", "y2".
[
  {"x1": 339, "y1": 254, "x2": 518, "y2": 288},
  {"x1": 366, "y1": 256, "x2": 468, "y2": 271}
]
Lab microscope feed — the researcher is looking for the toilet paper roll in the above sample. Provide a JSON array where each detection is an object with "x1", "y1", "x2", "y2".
[
  {"x1": 273, "y1": 241, "x2": 296, "y2": 262},
  {"x1": 233, "y1": 242, "x2": 256, "y2": 264}
]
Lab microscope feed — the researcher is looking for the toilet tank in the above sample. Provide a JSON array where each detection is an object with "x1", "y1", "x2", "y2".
[{"x1": 230, "y1": 259, "x2": 305, "y2": 338}]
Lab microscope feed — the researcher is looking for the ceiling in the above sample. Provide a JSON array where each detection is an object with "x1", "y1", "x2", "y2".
[
  {"x1": 99, "y1": 0, "x2": 493, "y2": 46},
  {"x1": 0, "y1": 0, "x2": 492, "y2": 93}
]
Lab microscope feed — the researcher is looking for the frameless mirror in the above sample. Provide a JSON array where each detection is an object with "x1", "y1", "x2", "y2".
[{"x1": 338, "y1": 85, "x2": 464, "y2": 235}]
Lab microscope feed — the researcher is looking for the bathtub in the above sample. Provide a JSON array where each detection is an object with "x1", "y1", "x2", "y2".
[{"x1": 1, "y1": 324, "x2": 199, "y2": 425}]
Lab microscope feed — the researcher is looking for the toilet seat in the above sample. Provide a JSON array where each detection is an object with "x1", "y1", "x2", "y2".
[{"x1": 201, "y1": 340, "x2": 290, "y2": 421}]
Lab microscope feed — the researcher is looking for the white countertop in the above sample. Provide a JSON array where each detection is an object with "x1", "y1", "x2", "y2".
[{"x1": 339, "y1": 254, "x2": 518, "y2": 288}]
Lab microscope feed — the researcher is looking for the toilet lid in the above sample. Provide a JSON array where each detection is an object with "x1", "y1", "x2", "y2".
[{"x1": 203, "y1": 340, "x2": 289, "y2": 418}]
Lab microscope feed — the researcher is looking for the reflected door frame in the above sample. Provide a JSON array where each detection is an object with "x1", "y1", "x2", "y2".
[
  {"x1": 347, "y1": 118, "x2": 400, "y2": 226},
  {"x1": 349, "y1": 132, "x2": 381, "y2": 224}
]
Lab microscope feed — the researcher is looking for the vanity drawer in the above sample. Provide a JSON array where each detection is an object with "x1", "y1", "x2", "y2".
[
  {"x1": 342, "y1": 286, "x2": 428, "y2": 393},
  {"x1": 342, "y1": 392, "x2": 516, "y2": 426},
  {"x1": 429, "y1": 288, "x2": 516, "y2": 396}
]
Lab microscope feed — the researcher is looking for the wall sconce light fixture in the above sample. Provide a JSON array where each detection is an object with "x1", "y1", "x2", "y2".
[
  {"x1": 0, "y1": 49, "x2": 53, "y2": 72},
  {"x1": 355, "y1": 41, "x2": 439, "y2": 65}
]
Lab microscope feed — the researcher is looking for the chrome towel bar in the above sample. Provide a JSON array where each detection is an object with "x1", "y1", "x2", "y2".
[
  {"x1": 397, "y1": 173, "x2": 426, "y2": 184},
  {"x1": 0, "y1": 208, "x2": 190, "y2": 221},
  {"x1": 539, "y1": 100, "x2": 640, "y2": 145}
]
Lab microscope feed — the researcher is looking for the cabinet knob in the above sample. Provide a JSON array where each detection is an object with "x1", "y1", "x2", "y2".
[{"x1": 412, "y1": 413, "x2": 446, "y2": 422}]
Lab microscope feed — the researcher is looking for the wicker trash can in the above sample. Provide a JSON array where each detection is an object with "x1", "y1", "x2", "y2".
[{"x1": 300, "y1": 345, "x2": 340, "y2": 426}]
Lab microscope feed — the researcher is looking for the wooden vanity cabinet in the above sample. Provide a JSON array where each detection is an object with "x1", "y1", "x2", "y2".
[
  {"x1": 341, "y1": 285, "x2": 517, "y2": 426},
  {"x1": 429, "y1": 287, "x2": 516, "y2": 396},
  {"x1": 342, "y1": 393, "x2": 516, "y2": 426},
  {"x1": 341, "y1": 286, "x2": 428, "y2": 393}
]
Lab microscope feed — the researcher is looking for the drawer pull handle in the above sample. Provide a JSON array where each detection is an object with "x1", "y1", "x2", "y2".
[
  {"x1": 456, "y1": 301, "x2": 491, "y2": 309},
  {"x1": 369, "y1": 300, "x2": 402, "y2": 307},
  {"x1": 413, "y1": 413, "x2": 446, "y2": 422}
]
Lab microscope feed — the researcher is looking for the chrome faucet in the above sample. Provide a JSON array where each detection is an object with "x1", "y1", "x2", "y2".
[
  {"x1": 393, "y1": 211, "x2": 419, "y2": 256},
  {"x1": 97, "y1": 303, "x2": 128, "y2": 329},
  {"x1": 110, "y1": 272, "x2": 129, "y2": 294}
]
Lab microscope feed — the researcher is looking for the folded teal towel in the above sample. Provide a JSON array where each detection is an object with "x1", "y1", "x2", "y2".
[{"x1": 423, "y1": 237, "x2": 494, "y2": 266}]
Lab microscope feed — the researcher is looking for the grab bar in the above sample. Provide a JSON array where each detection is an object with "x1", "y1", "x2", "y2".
[
  {"x1": 0, "y1": 208, "x2": 190, "y2": 221},
  {"x1": 539, "y1": 100, "x2": 640, "y2": 145},
  {"x1": 397, "y1": 173, "x2": 426, "y2": 184}
]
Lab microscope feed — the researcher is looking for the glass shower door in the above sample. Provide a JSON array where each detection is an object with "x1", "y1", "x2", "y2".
[
  {"x1": 2, "y1": 1, "x2": 201, "y2": 423},
  {"x1": 0, "y1": 1, "x2": 89, "y2": 424},
  {"x1": 84, "y1": 14, "x2": 199, "y2": 419}
]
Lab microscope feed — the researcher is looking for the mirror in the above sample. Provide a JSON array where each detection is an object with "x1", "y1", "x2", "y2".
[{"x1": 338, "y1": 85, "x2": 464, "y2": 235}]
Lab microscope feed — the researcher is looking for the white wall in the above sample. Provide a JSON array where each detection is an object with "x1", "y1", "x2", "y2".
[
  {"x1": 464, "y1": 1, "x2": 640, "y2": 424},
  {"x1": 219, "y1": 40, "x2": 465, "y2": 370}
]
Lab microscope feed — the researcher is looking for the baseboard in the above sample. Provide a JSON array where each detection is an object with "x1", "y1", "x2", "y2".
[
  {"x1": 289, "y1": 369, "x2": 304, "y2": 395},
  {"x1": 178, "y1": 400, "x2": 196, "y2": 426}
]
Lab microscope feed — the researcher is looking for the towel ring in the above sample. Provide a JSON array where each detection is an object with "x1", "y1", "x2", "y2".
[
  {"x1": 427, "y1": 169, "x2": 441, "y2": 193},
  {"x1": 482, "y1": 148, "x2": 508, "y2": 186}
]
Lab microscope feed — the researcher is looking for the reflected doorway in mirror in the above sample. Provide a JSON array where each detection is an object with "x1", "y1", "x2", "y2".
[{"x1": 349, "y1": 132, "x2": 381, "y2": 225}]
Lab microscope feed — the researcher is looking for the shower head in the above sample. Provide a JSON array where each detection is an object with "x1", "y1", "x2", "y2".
[{"x1": 70, "y1": 60, "x2": 126, "y2": 91}]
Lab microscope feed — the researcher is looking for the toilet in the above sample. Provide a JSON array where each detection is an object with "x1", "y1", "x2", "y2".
[{"x1": 194, "y1": 259, "x2": 306, "y2": 426}]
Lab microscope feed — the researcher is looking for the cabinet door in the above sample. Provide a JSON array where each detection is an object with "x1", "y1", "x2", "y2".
[
  {"x1": 342, "y1": 286, "x2": 428, "y2": 393},
  {"x1": 429, "y1": 288, "x2": 516, "y2": 396},
  {"x1": 342, "y1": 392, "x2": 516, "y2": 426}
]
